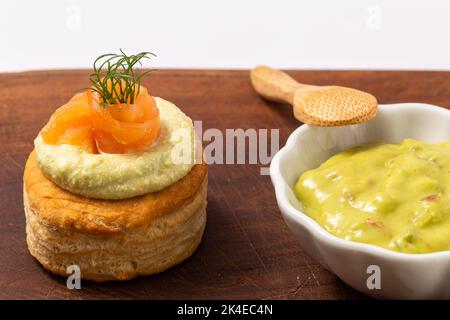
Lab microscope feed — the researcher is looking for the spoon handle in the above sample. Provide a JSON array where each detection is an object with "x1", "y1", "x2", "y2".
[{"x1": 250, "y1": 66, "x2": 313, "y2": 104}]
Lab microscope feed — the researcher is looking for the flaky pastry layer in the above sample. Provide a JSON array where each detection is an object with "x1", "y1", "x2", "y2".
[
  {"x1": 24, "y1": 151, "x2": 207, "y2": 235},
  {"x1": 23, "y1": 151, "x2": 207, "y2": 281}
]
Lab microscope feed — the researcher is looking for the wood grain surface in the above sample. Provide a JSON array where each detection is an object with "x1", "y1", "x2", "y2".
[{"x1": 0, "y1": 69, "x2": 449, "y2": 300}]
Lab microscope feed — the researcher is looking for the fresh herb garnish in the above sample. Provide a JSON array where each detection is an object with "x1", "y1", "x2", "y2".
[{"x1": 82, "y1": 49, "x2": 156, "y2": 106}]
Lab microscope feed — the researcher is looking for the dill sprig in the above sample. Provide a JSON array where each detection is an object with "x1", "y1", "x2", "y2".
[{"x1": 83, "y1": 49, "x2": 156, "y2": 106}]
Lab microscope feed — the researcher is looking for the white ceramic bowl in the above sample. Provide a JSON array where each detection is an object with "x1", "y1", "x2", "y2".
[{"x1": 270, "y1": 103, "x2": 450, "y2": 299}]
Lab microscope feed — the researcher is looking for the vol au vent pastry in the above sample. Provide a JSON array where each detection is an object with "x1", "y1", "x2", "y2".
[{"x1": 23, "y1": 51, "x2": 207, "y2": 281}]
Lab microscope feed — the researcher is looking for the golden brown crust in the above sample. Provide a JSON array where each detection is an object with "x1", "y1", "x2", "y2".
[
  {"x1": 25, "y1": 179, "x2": 207, "y2": 281},
  {"x1": 24, "y1": 151, "x2": 207, "y2": 235},
  {"x1": 24, "y1": 150, "x2": 208, "y2": 281}
]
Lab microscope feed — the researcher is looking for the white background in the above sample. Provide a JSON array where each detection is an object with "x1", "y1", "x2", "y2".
[{"x1": 1, "y1": 0, "x2": 449, "y2": 72}]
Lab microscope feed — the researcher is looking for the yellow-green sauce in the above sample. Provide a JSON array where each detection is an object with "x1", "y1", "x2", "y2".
[{"x1": 294, "y1": 139, "x2": 450, "y2": 254}]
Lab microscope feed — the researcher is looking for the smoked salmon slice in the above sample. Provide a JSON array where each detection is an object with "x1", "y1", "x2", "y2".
[{"x1": 41, "y1": 86, "x2": 160, "y2": 154}]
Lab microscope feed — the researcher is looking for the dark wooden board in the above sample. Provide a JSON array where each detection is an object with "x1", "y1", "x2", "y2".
[{"x1": 0, "y1": 69, "x2": 449, "y2": 300}]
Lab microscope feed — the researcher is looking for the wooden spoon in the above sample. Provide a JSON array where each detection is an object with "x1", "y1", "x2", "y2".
[{"x1": 250, "y1": 66, "x2": 378, "y2": 126}]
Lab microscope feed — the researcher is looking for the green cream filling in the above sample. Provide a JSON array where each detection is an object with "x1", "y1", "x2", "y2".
[{"x1": 35, "y1": 97, "x2": 195, "y2": 200}]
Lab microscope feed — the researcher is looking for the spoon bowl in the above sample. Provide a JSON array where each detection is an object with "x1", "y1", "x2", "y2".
[{"x1": 250, "y1": 66, "x2": 378, "y2": 126}]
